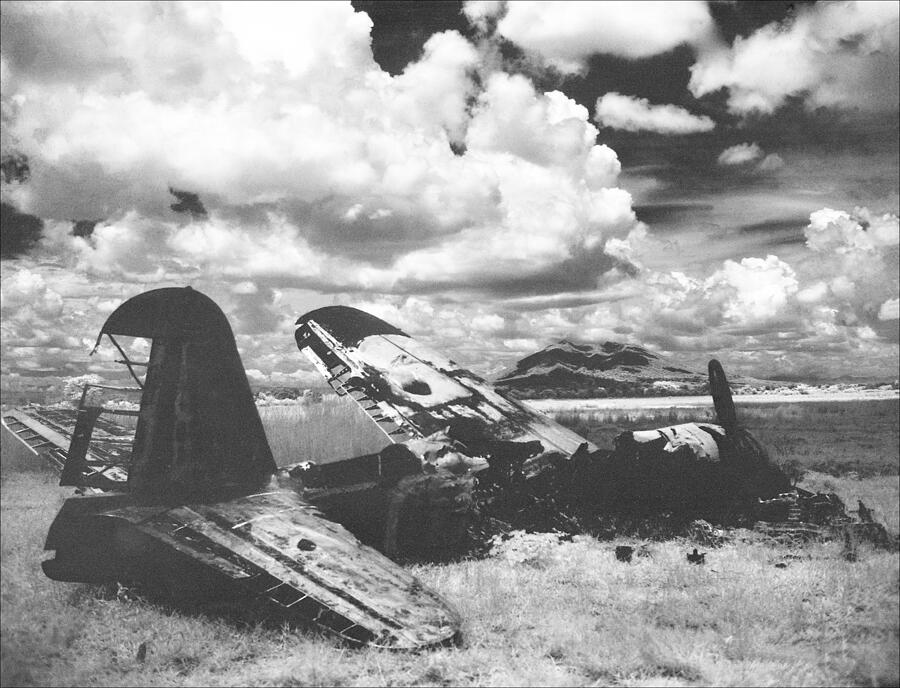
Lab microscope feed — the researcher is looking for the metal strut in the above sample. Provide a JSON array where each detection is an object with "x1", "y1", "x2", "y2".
[{"x1": 105, "y1": 334, "x2": 145, "y2": 389}]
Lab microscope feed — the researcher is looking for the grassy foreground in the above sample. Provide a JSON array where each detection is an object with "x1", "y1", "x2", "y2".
[
  {"x1": 1, "y1": 398, "x2": 898, "y2": 687},
  {"x1": 2, "y1": 469, "x2": 898, "y2": 688}
]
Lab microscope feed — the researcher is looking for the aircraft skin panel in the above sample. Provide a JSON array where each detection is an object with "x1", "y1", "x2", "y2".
[
  {"x1": 1, "y1": 406, "x2": 131, "y2": 483},
  {"x1": 2, "y1": 408, "x2": 71, "y2": 468},
  {"x1": 105, "y1": 489, "x2": 460, "y2": 649},
  {"x1": 296, "y1": 307, "x2": 596, "y2": 458},
  {"x1": 625, "y1": 423, "x2": 725, "y2": 461}
]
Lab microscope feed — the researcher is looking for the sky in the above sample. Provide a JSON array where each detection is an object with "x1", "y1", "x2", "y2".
[{"x1": 1, "y1": 0, "x2": 898, "y2": 389}]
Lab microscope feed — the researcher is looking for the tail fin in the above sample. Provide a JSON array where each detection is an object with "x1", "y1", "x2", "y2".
[
  {"x1": 708, "y1": 359, "x2": 737, "y2": 434},
  {"x1": 99, "y1": 287, "x2": 275, "y2": 501}
]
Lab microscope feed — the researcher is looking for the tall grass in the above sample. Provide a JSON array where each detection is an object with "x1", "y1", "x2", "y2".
[
  {"x1": 258, "y1": 395, "x2": 390, "y2": 466},
  {"x1": 551, "y1": 399, "x2": 900, "y2": 478}
]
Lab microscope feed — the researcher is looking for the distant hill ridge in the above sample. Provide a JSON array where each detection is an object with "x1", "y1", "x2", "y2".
[{"x1": 495, "y1": 339, "x2": 708, "y2": 398}]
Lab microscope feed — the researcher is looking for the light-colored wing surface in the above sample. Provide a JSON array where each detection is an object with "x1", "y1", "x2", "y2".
[{"x1": 296, "y1": 307, "x2": 595, "y2": 457}]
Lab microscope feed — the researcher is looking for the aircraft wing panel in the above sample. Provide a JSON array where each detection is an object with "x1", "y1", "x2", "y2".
[
  {"x1": 107, "y1": 489, "x2": 460, "y2": 649},
  {"x1": 296, "y1": 308, "x2": 596, "y2": 458},
  {"x1": 1, "y1": 405, "x2": 131, "y2": 484},
  {"x1": 2, "y1": 407, "x2": 72, "y2": 471}
]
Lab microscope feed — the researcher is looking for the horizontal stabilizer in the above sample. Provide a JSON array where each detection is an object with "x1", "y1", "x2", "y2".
[{"x1": 105, "y1": 489, "x2": 460, "y2": 649}]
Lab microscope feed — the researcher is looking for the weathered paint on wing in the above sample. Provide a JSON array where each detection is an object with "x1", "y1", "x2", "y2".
[
  {"x1": 295, "y1": 306, "x2": 596, "y2": 457},
  {"x1": 104, "y1": 489, "x2": 460, "y2": 648}
]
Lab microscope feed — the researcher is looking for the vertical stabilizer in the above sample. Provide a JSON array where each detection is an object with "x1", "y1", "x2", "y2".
[
  {"x1": 708, "y1": 359, "x2": 737, "y2": 434},
  {"x1": 99, "y1": 287, "x2": 275, "y2": 501}
]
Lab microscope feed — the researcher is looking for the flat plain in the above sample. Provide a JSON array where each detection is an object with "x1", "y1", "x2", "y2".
[{"x1": 1, "y1": 397, "x2": 897, "y2": 687}]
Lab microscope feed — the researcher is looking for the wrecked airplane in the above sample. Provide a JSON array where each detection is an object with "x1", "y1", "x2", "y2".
[
  {"x1": 4, "y1": 297, "x2": 891, "y2": 632},
  {"x1": 2, "y1": 288, "x2": 460, "y2": 650},
  {"x1": 289, "y1": 306, "x2": 889, "y2": 552}
]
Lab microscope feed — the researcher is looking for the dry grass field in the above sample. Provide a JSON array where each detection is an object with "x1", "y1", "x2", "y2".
[{"x1": 1, "y1": 398, "x2": 897, "y2": 687}]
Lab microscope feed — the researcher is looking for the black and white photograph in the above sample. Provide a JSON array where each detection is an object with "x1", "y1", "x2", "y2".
[{"x1": 1, "y1": 1, "x2": 898, "y2": 686}]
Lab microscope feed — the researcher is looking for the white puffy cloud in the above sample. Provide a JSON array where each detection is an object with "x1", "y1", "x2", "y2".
[
  {"x1": 717, "y1": 143, "x2": 785, "y2": 174},
  {"x1": 0, "y1": 268, "x2": 63, "y2": 319},
  {"x1": 488, "y1": 1, "x2": 714, "y2": 73},
  {"x1": 689, "y1": 1, "x2": 900, "y2": 115},
  {"x1": 1, "y1": 2, "x2": 897, "y2": 382},
  {"x1": 2, "y1": 2, "x2": 639, "y2": 304},
  {"x1": 756, "y1": 153, "x2": 785, "y2": 172},
  {"x1": 879, "y1": 298, "x2": 899, "y2": 321},
  {"x1": 468, "y1": 74, "x2": 609, "y2": 172},
  {"x1": 388, "y1": 30, "x2": 480, "y2": 144},
  {"x1": 805, "y1": 207, "x2": 899, "y2": 253},
  {"x1": 717, "y1": 142, "x2": 763, "y2": 166},
  {"x1": 0, "y1": 267, "x2": 85, "y2": 373},
  {"x1": 594, "y1": 92, "x2": 714, "y2": 134},
  {"x1": 707, "y1": 255, "x2": 799, "y2": 323},
  {"x1": 462, "y1": 1, "x2": 505, "y2": 34}
]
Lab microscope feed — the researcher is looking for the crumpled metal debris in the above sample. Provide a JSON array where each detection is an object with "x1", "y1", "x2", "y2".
[{"x1": 754, "y1": 488, "x2": 895, "y2": 551}]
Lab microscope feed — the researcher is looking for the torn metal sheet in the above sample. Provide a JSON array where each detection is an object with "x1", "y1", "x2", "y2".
[{"x1": 617, "y1": 423, "x2": 725, "y2": 462}]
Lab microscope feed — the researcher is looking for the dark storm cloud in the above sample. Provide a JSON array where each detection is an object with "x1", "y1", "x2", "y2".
[
  {"x1": 634, "y1": 203, "x2": 715, "y2": 227},
  {"x1": 738, "y1": 217, "x2": 809, "y2": 248},
  {"x1": 0, "y1": 202, "x2": 43, "y2": 258},
  {"x1": 351, "y1": 1, "x2": 469, "y2": 74}
]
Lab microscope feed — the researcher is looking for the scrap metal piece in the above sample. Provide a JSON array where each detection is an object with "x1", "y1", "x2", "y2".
[
  {"x1": 37, "y1": 287, "x2": 461, "y2": 649},
  {"x1": 686, "y1": 548, "x2": 706, "y2": 565},
  {"x1": 614, "y1": 545, "x2": 633, "y2": 563},
  {"x1": 616, "y1": 423, "x2": 725, "y2": 462}
]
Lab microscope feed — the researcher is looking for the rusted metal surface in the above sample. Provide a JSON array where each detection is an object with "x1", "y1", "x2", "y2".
[{"x1": 37, "y1": 287, "x2": 462, "y2": 650}]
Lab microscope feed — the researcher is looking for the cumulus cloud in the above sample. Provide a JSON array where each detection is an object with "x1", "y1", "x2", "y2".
[
  {"x1": 717, "y1": 143, "x2": 785, "y2": 174},
  {"x1": 0, "y1": 1, "x2": 655, "y2": 380},
  {"x1": 2, "y1": 3, "x2": 897, "y2": 383},
  {"x1": 594, "y1": 93, "x2": 715, "y2": 134},
  {"x1": 462, "y1": 0, "x2": 505, "y2": 34},
  {"x1": 480, "y1": 1, "x2": 714, "y2": 73},
  {"x1": 689, "y1": 1, "x2": 900, "y2": 115},
  {"x1": 1, "y1": 2, "x2": 641, "y2": 296},
  {"x1": 717, "y1": 142, "x2": 763, "y2": 166},
  {"x1": 0, "y1": 268, "x2": 63, "y2": 319},
  {"x1": 879, "y1": 298, "x2": 899, "y2": 321},
  {"x1": 756, "y1": 153, "x2": 784, "y2": 172},
  {"x1": 805, "y1": 207, "x2": 899, "y2": 253}
]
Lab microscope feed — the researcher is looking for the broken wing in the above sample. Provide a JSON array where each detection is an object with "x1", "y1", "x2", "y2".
[
  {"x1": 45, "y1": 488, "x2": 460, "y2": 649},
  {"x1": 2, "y1": 402, "x2": 133, "y2": 486},
  {"x1": 295, "y1": 306, "x2": 595, "y2": 458}
]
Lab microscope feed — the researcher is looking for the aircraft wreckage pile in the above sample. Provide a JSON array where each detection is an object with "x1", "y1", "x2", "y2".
[{"x1": 2, "y1": 287, "x2": 895, "y2": 650}]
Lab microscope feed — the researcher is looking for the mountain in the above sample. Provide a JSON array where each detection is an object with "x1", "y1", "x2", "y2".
[{"x1": 494, "y1": 339, "x2": 710, "y2": 398}]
